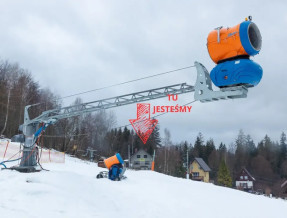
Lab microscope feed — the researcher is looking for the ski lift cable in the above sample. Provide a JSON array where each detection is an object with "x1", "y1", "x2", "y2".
[
  {"x1": 27, "y1": 64, "x2": 195, "y2": 108},
  {"x1": 25, "y1": 64, "x2": 196, "y2": 109},
  {"x1": 53, "y1": 65, "x2": 196, "y2": 102},
  {"x1": 42, "y1": 133, "x2": 89, "y2": 138}
]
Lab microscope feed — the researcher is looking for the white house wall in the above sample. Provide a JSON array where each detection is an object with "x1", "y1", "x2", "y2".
[{"x1": 236, "y1": 181, "x2": 253, "y2": 188}]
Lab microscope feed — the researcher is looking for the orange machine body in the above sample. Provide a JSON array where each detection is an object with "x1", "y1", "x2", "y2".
[
  {"x1": 207, "y1": 24, "x2": 248, "y2": 64},
  {"x1": 104, "y1": 153, "x2": 124, "y2": 169},
  {"x1": 104, "y1": 155, "x2": 119, "y2": 169}
]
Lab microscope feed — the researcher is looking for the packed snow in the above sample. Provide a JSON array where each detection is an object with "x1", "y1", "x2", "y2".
[{"x1": 1, "y1": 154, "x2": 287, "y2": 218}]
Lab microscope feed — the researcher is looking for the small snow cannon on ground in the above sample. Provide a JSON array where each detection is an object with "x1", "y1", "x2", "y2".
[
  {"x1": 207, "y1": 16, "x2": 262, "y2": 88},
  {"x1": 96, "y1": 153, "x2": 126, "y2": 181}
]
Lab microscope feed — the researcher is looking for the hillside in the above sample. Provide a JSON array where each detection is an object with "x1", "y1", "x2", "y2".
[{"x1": 1, "y1": 155, "x2": 287, "y2": 218}]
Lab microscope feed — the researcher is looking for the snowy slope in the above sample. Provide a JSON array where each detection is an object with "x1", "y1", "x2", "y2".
[{"x1": 1, "y1": 155, "x2": 287, "y2": 218}]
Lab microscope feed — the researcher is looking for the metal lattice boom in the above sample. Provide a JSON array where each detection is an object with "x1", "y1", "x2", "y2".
[{"x1": 26, "y1": 83, "x2": 194, "y2": 125}]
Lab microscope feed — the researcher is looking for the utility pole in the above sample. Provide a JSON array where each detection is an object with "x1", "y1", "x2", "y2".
[
  {"x1": 131, "y1": 135, "x2": 134, "y2": 155},
  {"x1": 186, "y1": 148, "x2": 189, "y2": 179},
  {"x1": 128, "y1": 144, "x2": 130, "y2": 168},
  {"x1": 164, "y1": 147, "x2": 167, "y2": 174}
]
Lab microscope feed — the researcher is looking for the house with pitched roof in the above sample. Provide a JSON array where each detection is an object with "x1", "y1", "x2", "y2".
[
  {"x1": 189, "y1": 158, "x2": 211, "y2": 183},
  {"x1": 235, "y1": 168, "x2": 255, "y2": 191},
  {"x1": 130, "y1": 149, "x2": 153, "y2": 170}
]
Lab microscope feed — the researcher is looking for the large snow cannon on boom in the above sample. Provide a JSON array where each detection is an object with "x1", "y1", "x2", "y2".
[{"x1": 207, "y1": 16, "x2": 263, "y2": 88}]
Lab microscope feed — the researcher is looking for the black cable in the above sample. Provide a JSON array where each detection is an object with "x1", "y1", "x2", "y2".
[
  {"x1": 53, "y1": 65, "x2": 195, "y2": 102},
  {"x1": 37, "y1": 159, "x2": 49, "y2": 171},
  {"x1": 36, "y1": 133, "x2": 50, "y2": 171},
  {"x1": 23, "y1": 64, "x2": 195, "y2": 109},
  {"x1": 43, "y1": 133, "x2": 89, "y2": 138}
]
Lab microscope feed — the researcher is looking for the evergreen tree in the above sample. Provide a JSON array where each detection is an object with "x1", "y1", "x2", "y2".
[
  {"x1": 123, "y1": 127, "x2": 130, "y2": 142},
  {"x1": 235, "y1": 130, "x2": 248, "y2": 173},
  {"x1": 219, "y1": 142, "x2": 226, "y2": 151},
  {"x1": 235, "y1": 129, "x2": 247, "y2": 153},
  {"x1": 217, "y1": 160, "x2": 232, "y2": 187},
  {"x1": 246, "y1": 134, "x2": 257, "y2": 157},
  {"x1": 151, "y1": 124, "x2": 161, "y2": 148},
  {"x1": 218, "y1": 142, "x2": 227, "y2": 161},
  {"x1": 205, "y1": 138, "x2": 215, "y2": 164},
  {"x1": 280, "y1": 132, "x2": 287, "y2": 161},
  {"x1": 257, "y1": 140, "x2": 265, "y2": 155},
  {"x1": 193, "y1": 132, "x2": 204, "y2": 157},
  {"x1": 262, "y1": 134, "x2": 273, "y2": 159},
  {"x1": 279, "y1": 132, "x2": 287, "y2": 176}
]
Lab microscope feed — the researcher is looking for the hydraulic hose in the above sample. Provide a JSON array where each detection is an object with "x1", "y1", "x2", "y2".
[
  {"x1": 0, "y1": 157, "x2": 22, "y2": 166},
  {"x1": 0, "y1": 162, "x2": 7, "y2": 168}
]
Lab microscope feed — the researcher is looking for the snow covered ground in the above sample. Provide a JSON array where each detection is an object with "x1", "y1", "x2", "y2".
[{"x1": 1, "y1": 155, "x2": 287, "y2": 218}]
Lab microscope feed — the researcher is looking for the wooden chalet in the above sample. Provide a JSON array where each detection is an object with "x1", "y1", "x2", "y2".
[{"x1": 235, "y1": 168, "x2": 255, "y2": 191}]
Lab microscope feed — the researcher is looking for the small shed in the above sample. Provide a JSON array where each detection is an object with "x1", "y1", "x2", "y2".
[{"x1": 97, "y1": 157, "x2": 106, "y2": 168}]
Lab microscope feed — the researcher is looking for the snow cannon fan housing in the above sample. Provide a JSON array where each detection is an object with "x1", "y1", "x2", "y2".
[
  {"x1": 104, "y1": 153, "x2": 124, "y2": 169},
  {"x1": 207, "y1": 19, "x2": 263, "y2": 87}
]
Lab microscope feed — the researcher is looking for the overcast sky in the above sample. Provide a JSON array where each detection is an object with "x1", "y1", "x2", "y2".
[{"x1": 0, "y1": 0, "x2": 286, "y2": 146}]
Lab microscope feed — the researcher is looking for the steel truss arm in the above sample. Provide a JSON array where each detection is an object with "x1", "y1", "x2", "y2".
[{"x1": 25, "y1": 83, "x2": 194, "y2": 125}]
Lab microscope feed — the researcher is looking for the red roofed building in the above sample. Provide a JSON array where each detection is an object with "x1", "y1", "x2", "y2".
[{"x1": 235, "y1": 168, "x2": 255, "y2": 191}]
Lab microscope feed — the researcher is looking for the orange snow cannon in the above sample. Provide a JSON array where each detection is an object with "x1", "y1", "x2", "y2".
[
  {"x1": 208, "y1": 17, "x2": 263, "y2": 88},
  {"x1": 104, "y1": 153, "x2": 124, "y2": 170},
  {"x1": 207, "y1": 18, "x2": 262, "y2": 64}
]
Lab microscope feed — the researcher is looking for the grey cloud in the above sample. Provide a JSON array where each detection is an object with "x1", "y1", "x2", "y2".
[{"x1": 0, "y1": 0, "x2": 286, "y2": 146}]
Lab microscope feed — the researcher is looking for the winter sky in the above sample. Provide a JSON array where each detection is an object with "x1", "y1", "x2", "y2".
[{"x1": 0, "y1": 0, "x2": 286, "y2": 146}]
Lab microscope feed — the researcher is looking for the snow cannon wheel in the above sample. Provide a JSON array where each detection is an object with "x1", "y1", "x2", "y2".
[
  {"x1": 96, "y1": 171, "x2": 108, "y2": 179},
  {"x1": 96, "y1": 173, "x2": 104, "y2": 179}
]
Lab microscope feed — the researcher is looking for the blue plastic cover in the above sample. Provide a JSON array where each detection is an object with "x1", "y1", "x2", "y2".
[
  {"x1": 108, "y1": 164, "x2": 123, "y2": 181},
  {"x1": 116, "y1": 153, "x2": 124, "y2": 164},
  {"x1": 210, "y1": 59, "x2": 263, "y2": 87},
  {"x1": 239, "y1": 21, "x2": 260, "y2": 56}
]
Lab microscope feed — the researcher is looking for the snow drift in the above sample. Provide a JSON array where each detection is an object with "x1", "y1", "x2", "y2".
[{"x1": 0, "y1": 155, "x2": 286, "y2": 218}]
